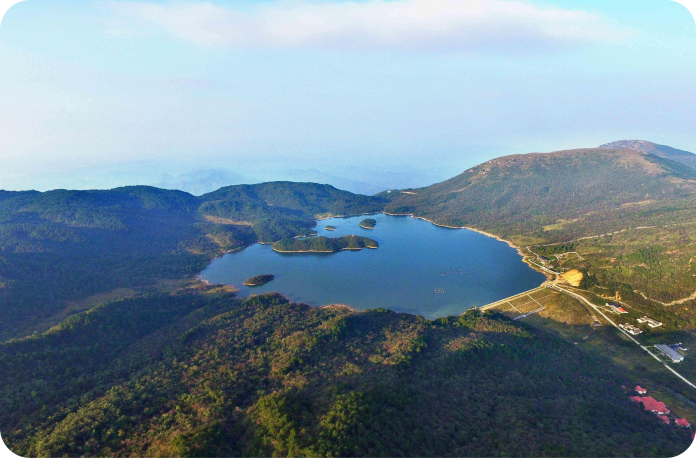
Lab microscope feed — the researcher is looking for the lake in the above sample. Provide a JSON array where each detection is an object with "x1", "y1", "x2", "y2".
[{"x1": 200, "y1": 213, "x2": 546, "y2": 318}]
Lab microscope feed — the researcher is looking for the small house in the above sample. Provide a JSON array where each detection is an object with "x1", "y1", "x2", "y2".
[
  {"x1": 630, "y1": 396, "x2": 670, "y2": 415},
  {"x1": 676, "y1": 418, "x2": 691, "y2": 428},
  {"x1": 619, "y1": 323, "x2": 642, "y2": 335},
  {"x1": 657, "y1": 415, "x2": 670, "y2": 425},
  {"x1": 637, "y1": 316, "x2": 663, "y2": 328},
  {"x1": 635, "y1": 386, "x2": 647, "y2": 395},
  {"x1": 606, "y1": 302, "x2": 628, "y2": 313}
]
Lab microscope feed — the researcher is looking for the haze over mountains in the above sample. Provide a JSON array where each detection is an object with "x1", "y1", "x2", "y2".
[
  {"x1": 0, "y1": 140, "x2": 694, "y2": 457},
  {"x1": 153, "y1": 168, "x2": 445, "y2": 196},
  {"x1": 153, "y1": 170, "x2": 254, "y2": 196}
]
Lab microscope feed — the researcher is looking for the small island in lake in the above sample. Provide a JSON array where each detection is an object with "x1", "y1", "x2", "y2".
[
  {"x1": 360, "y1": 218, "x2": 377, "y2": 229},
  {"x1": 272, "y1": 235, "x2": 378, "y2": 252},
  {"x1": 243, "y1": 274, "x2": 275, "y2": 286},
  {"x1": 325, "y1": 225, "x2": 336, "y2": 231}
]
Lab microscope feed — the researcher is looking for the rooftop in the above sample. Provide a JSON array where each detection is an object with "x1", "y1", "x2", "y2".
[
  {"x1": 630, "y1": 396, "x2": 670, "y2": 414},
  {"x1": 654, "y1": 344, "x2": 684, "y2": 363}
]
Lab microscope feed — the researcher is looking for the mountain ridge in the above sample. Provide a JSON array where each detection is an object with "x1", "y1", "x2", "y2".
[{"x1": 599, "y1": 139, "x2": 696, "y2": 169}]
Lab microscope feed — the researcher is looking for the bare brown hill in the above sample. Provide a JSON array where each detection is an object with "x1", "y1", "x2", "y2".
[
  {"x1": 600, "y1": 140, "x2": 696, "y2": 169},
  {"x1": 383, "y1": 148, "x2": 695, "y2": 244}
]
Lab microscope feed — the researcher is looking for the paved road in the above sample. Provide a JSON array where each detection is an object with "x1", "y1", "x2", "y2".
[{"x1": 550, "y1": 285, "x2": 696, "y2": 390}]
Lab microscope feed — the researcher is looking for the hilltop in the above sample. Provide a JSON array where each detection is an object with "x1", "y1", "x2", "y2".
[
  {"x1": 383, "y1": 147, "x2": 695, "y2": 244},
  {"x1": 0, "y1": 183, "x2": 383, "y2": 340},
  {"x1": 600, "y1": 140, "x2": 696, "y2": 169},
  {"x1": 272, "y1": 235, "x2": 378, "y2": 252},
  {"x1": 0, "y1": 291, "x2": 691, "y2": 457},
  {"x1": 384, "y1": 147, "x2": 695, "y2": 302},
  {"x1": 0, "y1": 144, "x2": 695, "y2": 457}
]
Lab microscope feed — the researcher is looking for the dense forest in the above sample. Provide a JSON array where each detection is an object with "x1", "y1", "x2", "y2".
[
  {"x1": 0, "y1": 147, "x2": 695, "y2": 456},
  {"x1": 243, "y1": 274, "x2": 275, "y2": 286},
  {"x1": 0, "y1": 183, "x2": 383, "y2": 340},
  {"x1": 359, "y1": 218, "x2": 376, "y2": 229},
  {"x1": 0, "y1": 291, "x2": 692, "y2": 457},
  {"x1": 200, "y1": 182, "x2": 385, "y2": 243},
  {"x1": 272, "y1": 235, "x2": 378, "y2": 252}
]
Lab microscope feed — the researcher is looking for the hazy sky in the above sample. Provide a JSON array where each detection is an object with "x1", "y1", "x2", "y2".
[{"x1": 0, "y1": 0, "x2": 695, "y2": 190}]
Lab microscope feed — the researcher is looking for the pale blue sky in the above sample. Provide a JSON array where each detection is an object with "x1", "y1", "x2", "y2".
[{"x1": 0, "y1": 0, "x2": 694, "y2": 190}]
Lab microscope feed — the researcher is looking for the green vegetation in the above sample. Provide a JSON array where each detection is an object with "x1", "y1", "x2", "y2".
[
  {"x1": 533, "y1": 224, "x2": 695, "y2": 304},
  {"x1": 0, "y1": 183, "x2": 382, "y2": 341},
  {"x1": 0, "y1": 291, "x2": 692, "y2": 457},
  {"x1": 200, "y1": 182, "x2": 385, "y2": 243},
  {"x1": 384, "y1": 148, "x2": 695, "y2": 312},
  {"x1": 325, "y1": 225, "x2": 336, "y2": 231},
  {"x1": 487, "y1": 288, "x2": 695, "y2": 400},
  {"x1": 272, "y1": 235, "x2": 378, "y2": 252},
  {"x1": 243, "y1": 274, "x2": 275, "y2": 286},
  {"x1": 1, "y1": 145, "x2": 695, "y2": 456},
  {"x1": 359, "y1": 218, "x2": 376, "y2": 229}
]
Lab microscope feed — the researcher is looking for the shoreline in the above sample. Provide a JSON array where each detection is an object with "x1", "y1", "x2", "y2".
[
  {"x1": 382, "y1": 212, "x2": 524, "y2": 254},
  {"x1": 202, "y1": 211, "x2": 545, "y2": 280},
  {"x1": 315, "y1": 211, "x2": 382, "y2": 221},
  {"x1": 272, "y1": 246, "x2": 377, "y2": 253},
  {"x1": 381, "y1": 212, "x2": 548, "y2": 278}
]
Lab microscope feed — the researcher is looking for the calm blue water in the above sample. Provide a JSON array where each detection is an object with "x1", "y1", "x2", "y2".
[{"x1": 201, "y1": 214, "x2": 545, "y2": 318}]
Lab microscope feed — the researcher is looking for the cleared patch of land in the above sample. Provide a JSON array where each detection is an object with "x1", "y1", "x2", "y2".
[{"x1": 561, "y1": 269, "x2": 583, "y2": 286}]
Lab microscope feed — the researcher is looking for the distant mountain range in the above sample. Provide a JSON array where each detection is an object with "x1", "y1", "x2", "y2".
[
  {"x1": 280, "y1": 169, "x2": 385, "y2": 195},
  {"x1": 1, "y1": 141, "x2": 694, "y2": 457},
  {"x1": 600, "y1": 140, "x2": 696, "y2": 169},
  {"x1": 151, "y1": 167, "x2": 445, "y2": 196},
  {"x1": 152, "y1": 169, "x2": 255, "y2": 195}
]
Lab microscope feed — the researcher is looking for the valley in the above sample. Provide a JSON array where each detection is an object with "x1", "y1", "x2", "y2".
[{"x1": 0, "y1": 143, "x2": 695, "y2": 456}]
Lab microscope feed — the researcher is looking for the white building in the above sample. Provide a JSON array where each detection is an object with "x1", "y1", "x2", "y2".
[
  {"x1": 619, "y1": 323, "x2": 642, "y2": 335},
  {"x1": 637, "y1": 316, "x2": 663, "y2": 328},
  {"x1": 654, "y1": 344, "x2": 684, "y2": 363}
]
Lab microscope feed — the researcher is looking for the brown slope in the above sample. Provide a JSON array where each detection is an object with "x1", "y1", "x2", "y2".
[
  {"x1": 384, "y1": 148, "x2": 695, "y2": 243},
  {"x1": 600, "y1": 140, "x2": 696, "y2": 169}
]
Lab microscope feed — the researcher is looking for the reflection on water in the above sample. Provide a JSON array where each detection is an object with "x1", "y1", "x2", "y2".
[{"x1": 200, "y1": 214, "x2": 545, "y2": 318}]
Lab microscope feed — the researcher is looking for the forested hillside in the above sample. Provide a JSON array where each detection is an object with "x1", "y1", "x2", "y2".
[
  {"x1": 1, "y1": 291, "x2": 692, "y2": 457},
  {"x1": 383, "y1": 148, "x2": 694, "y2": 243},
  {"x1": 1, "y1": 146, "x2": 695, "y2": 457},
  {"x1": 272, "y1": 235, "x2": 378, "y2": 252},
  {"x1": 0, "y1": 184, "x2": 383, "y2": 340},
  {"x1": 200, "y1": 182, "x2": 385, "y2": 242}
]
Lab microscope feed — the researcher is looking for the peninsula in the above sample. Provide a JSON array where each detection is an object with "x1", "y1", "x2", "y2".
[
  {"x1": 360, "y1": 218, "x2": 377, "y2": 229},
  {"x1": 242, "y1": 274, "x2": 274, "y2": 286},
  {"x1": 272, "y1": 235, "x2": 378, "y2": 252}
]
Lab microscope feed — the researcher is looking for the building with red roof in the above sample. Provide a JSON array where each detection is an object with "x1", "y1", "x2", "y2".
[
  {"x1": 630, "y1": 396, "x2": 670, "y2": 415},
  {"x1": 657, "y1": 415, "x2": 670, "y2": 424},
  {"x1": 676, "y1": 418, "x2": 691, "y2": 428},
  {"x1": 635, "y1": 386, "x2": 647, "y2": 394}
]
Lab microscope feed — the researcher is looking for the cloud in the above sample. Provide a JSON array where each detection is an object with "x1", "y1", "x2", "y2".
[{"x1": 106, "y1": 0, "x2": 626, "y2": 51}]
